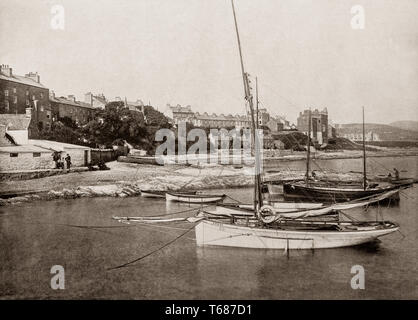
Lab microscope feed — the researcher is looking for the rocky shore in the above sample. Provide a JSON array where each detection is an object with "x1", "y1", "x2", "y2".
[
  {"x1": 2, "y1": 147, "x2": 417, "y2": 206},
  {"x1": 0, "y1": 159, "x2": 371, "y2": 206}
]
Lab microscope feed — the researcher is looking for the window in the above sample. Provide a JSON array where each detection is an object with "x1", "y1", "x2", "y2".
[
  {"x1": 4, "y1": 89, "x2": 8, "y2": 97},
  {"x1": 26, "y1": 90, "x2": 29, "y2": 96},
  {"x1": 5, "y1": 100, "x2": 9, "y2": 111},
  {"x1": 10, "y1": 153, "x2": 18, "y2": 157},
  {"x1": 46, "y1": 111, "x2": 51, "y2": 119},
  {"x1": 40, "y1": 93, "x2": 44, "y2": 99},
  {"x1": 13, "y1": 96, "x2": 17, "y2": 104},
  {"x1": 32, "y1": 95, "x2": 35, "y2": 101},
  {"x1": 33, "y1": 153, "x2": 41, "y2": 157},
  {"x1": 26, "y1": 99, "x2": 30, "y2": 106},
  {"x1": 13, "y1": 87, "x2": 16, "y2": 94},
  {"x1": 40, "y1": 105, "x2": 44, "y2": 112}
]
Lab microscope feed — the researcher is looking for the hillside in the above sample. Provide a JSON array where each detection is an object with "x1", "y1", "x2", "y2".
[
  {"x1": 389, "y1": 121, "x2": 418, "y2": 132},
  {"x1": 336, "y1": 123, "x2": 418, "y2": 141}
]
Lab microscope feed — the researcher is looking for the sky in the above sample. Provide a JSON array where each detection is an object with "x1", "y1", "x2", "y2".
[{"x1": 1, "y1": 0, "x2": 417, "y2": 124}]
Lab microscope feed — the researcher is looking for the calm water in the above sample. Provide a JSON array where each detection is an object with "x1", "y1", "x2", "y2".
[{"x1": 0, "y1": 156, "x2": 417, "y2": 299}]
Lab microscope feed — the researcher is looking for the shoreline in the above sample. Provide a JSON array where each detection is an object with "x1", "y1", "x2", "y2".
[{"x1": 3, "y1": 151, "x2": 416, "y2": 206}]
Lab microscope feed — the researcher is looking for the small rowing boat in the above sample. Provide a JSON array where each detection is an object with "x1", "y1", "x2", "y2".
[{"x1": 166, "y1": 192, "x2": 226, "y2": 203}]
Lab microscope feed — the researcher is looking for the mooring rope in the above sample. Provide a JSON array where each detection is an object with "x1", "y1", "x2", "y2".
[{"x1": 107, "y1": 223, "x2": 197, "y2": 271}]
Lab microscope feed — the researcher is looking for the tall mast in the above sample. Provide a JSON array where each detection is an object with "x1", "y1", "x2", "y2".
[
  {"x1": 305, "y1": 108, "x2": 311, "y2": 185},
  {"x1": 256, "y1": 77, "x2": 259, "y2": 130},
  {"x1": 362, "y1": 106, "x2": 367, "y2": 190},
  {"x1": 231, "y1": 0, "x2": 262, "y2": 213},
  {"x1": 231, "y1": 0, "x2": 249, "y2": 99}
]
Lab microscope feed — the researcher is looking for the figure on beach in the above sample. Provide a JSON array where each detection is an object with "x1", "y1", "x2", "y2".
[
  {"x1": 52, "y1": 152, "x2": 61, "y2": 169},
  {"x1": 65, "y1": 154, "x2": 72, "y2": 171},
  {"x1": 393, "y1": 168, "x2": 399, "y2": 180}
]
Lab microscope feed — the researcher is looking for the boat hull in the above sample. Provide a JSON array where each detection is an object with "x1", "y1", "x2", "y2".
[
  {"x1": 237, "y1": 201, "x2": 323, "y2": 212},
  {"x1": 283, "y1": 183, "x2": 400, "y2": 203},
  {"x1": 140, "y1": 190, "x2": 165, "y2": 198},
  {"x1": 195, "y1": 220, "x2": 398, "y2": 249},
  {"x1": 166, "y1": 193, "x2": 225, "y2": 203}
]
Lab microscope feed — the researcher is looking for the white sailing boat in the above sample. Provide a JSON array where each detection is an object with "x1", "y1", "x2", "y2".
[
  {"x1": 192, "y1": 0, "x2": 399, "y2": 250},
  {"x1": 195, "y1": 219, "x2": 398, "y2": 249}
]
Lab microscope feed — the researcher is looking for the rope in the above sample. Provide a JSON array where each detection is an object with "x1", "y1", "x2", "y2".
[
  {"x1": 128, "y1": 221, "x2": 196, "y2": 241},
  {"x1": 130, "y1": 204, "x2": 213, "y2": 218},
  {"x1": 107, "y1": 223, "x2": 196, "y2": 271},
  {"x1": 224, "y1": 194, "x2": 243, "y2": 204}
]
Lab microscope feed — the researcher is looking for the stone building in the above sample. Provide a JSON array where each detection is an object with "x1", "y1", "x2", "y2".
[
  {"x1": 50, "y1": 91, "x2": 95, "y2": 125},
  {"x1": 167, "y1": 103, "x2": 295, "y2": 130},
  {"x1": 84, "y1": 92, "x2": 107, "y2": 109},
  {"x1": 0, "y1": 112, "x2": 54, "y2": 170},
  {"x1": 29, "y1": 139, "x2": 91, "y2": 167},
  {"x1": 297, "y1": 108, "x2": 329, "y2": 145},
  {"x1": 0, "y1": 113, "x2": 91, "y2": 171},
  {"x1": 168, "y1": 104, "x2": 195, "y2": 125},
  {"x1": 255, "y1": 108, "x2": 270, "y2": 127},
  {"x1": 0, "y1": 64, "x2": 52, "y2": 134},
  {"x1": 113, "y1": 97, "x2": 146, "y2": 113},
  {"x1": 341, "y1": 132, "x2": 380, "y2": 142},
  {"x1": 193, "y1": 112, "x2": 251, "y2": 129}
]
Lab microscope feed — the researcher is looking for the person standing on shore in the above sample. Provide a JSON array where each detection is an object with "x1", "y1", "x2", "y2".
[
  {"x1": 393, "y1": 168, "x2": 399, "y2": 180},
  {"x1": 65, "y1": 154, "x2": 72, "y2": 171}
]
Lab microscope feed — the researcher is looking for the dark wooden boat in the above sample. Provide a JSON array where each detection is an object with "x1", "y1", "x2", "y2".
[
  {"x1": 283, "y1": 108, "x2": 404, "y2": 203},
  {"x1": 283, "y1": 182, "x2": 401, "y2": 203}
]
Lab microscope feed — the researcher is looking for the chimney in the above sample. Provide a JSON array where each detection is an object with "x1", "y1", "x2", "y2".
[
  {"x1": 25, "y1": 72, "x2": 40, "y2": 83},
  {"x1": 49, "y1": 90, "x2": 56, "y2": 99},
  {"x1": 67, "y1": 95, "x2": 76, "y2": 103},
  {"x1": 85, "y1": 92, "x2": 93, "y2": 106},
  {"x1": 0, "y1": 64, "x2": 12, "y2": 77},
  {"x1": 25, "y1": 107, "x2": 32, "y2": 118}
]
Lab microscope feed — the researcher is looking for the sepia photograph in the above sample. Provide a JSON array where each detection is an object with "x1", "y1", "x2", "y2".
[{"x1": 0, "y1": 0, "x2": 417, "y2": 305}]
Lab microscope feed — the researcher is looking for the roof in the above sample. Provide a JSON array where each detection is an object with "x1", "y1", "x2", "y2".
[
  {"x1": 0, "y1": 144, "x2": 51, "y2": 153},
  {"x1": 169, "y1": 105, "x2": 194, "y2": 113},
  {"x1": 194, "y1": 112, "x2": 250, "y2": 122},
  {"x1": 28, "y1": 139, "x2": 90, "y2": 151},
  {"x1": 78, "y1": 101, "x2": 98, "y2": 109},
  {"x1": 93, "y1": 95, "x2": 107, "y2": 105},
  {"x1": 50, "y1": 96, "x2": 96, "y2": 110},
  {"x1": 127, "y1": 100, "x2": 144, "y2": 107},
  {"x1": 0, "y1": 72, "x2": 47, "y2": 89},
  {"x1": 0, "y1": 114, "x2": 31, "y2": 130}
]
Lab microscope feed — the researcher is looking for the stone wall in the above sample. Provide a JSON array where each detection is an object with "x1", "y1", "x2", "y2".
[
  {"x1": 0, "y1": 151, "x2": 54, "y2": 171},
  {"x1": 64, "y1": 148, "x2": 90, "y2": 167}
]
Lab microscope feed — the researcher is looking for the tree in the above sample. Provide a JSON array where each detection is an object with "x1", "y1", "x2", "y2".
[{"x1": 39, "y1": 121, "x2": 84, "y2": 145}]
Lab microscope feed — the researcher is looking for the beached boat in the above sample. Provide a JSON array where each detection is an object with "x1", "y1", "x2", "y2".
[{"x1": 166, "y1": 192, "x2": 226, "y2": 203}]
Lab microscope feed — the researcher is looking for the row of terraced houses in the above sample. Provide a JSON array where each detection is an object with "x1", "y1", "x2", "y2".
[
  {"x1": 0, "y1": 64, "x2": 146, "y2": 171},
  {"x1": 0, "y1": 64, "x2": 146, "y2": 135}
]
